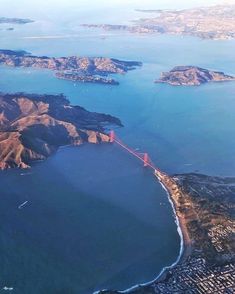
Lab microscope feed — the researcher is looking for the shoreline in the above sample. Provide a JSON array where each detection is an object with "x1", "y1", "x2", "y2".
[
  {"x1": 156, "y1": 171, "x2": 192, "y2": 263},
  {"x1": 95, "y1": 169, "x2": 192, "y2": 294}
]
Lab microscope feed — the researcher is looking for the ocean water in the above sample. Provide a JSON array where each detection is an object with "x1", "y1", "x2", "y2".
[{"x1": 0, "y1": 1, "x2": 235, "y2": 293}]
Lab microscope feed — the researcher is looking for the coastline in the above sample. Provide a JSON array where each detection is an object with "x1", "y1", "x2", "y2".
[
  {"x1": 155, "y1": 171, "x2": 192, "y2": 263},
  {"x1": 96, "y1": 169, "x2": 191, "y2": 293}
]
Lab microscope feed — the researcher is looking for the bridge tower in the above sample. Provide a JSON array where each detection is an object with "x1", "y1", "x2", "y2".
[
  {"x1": 109, "y1": 130, "x2": 115, "y2": 143},
  {"x1": 143, "y1": 153, "x2": 149, "y2": 167}
]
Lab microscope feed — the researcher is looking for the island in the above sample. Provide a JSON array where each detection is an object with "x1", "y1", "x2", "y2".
[
  {"x1": 0, "y1": 93, "x2": 122, "y2": 170},
  {"x1": 101, "y1": 171, "x2": 235, "y2": 293},
  {"x1": 0, "y1": 17, "x2": 34, "y2": 24},
  {"x1": 82, "y1": 4, "x2": 235, "y2": 40},
  {"x1": 82, "y1": 23, "x2": 155, "y2": 34},
  {"x1": 155, "y1": 66, "x2": 235, "y2": 86},
  {"x1": 0, "y1": 49, "x2": 142, "y2": 85}
]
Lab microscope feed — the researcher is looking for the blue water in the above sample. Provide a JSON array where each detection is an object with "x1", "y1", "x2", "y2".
[{"x1": 0, "y1": 1, "x2": 235, "y2": 293}]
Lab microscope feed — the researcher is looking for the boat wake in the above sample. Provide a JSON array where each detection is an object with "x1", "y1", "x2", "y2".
[{"x1": 18, "y1": 201, "x2": 29, "y2": 209}]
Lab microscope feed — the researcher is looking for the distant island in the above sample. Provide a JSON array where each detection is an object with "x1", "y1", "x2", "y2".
[
  {"x1": 82, "y1": 5, "x2": 235, "y2": 40},
  {"x1": 0, "y1": 49, "x2": 142, "y2": 85},
  {"x1": 155, "y1": 66, "x2": 235, "y2": 86},
  {"x1": 0, "y1": 17, "x2": 34, "y2": 24},
  {"x1": 0, "y1": 93, "x2": 122, "y2": 169},
  {"x1": 101, "y1": 171, "x2": 235, "y2": 293}
]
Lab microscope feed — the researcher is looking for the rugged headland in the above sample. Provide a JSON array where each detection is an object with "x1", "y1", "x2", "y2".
[
  {"x1": 155, "y1": 66, "x2": 235, "y2": 86},
  {"x1": 0, "y1": 93, "x2": 122, "y2": 169},
  {"x1": 101, "y1": 171, "x2": 235, "y2": 293},
  {"x1": 82, "y1": 5, "x2": 235, "y2": 40},
  {"x1": 0, "y1": 50, "x2": 141, "y2": 85}
]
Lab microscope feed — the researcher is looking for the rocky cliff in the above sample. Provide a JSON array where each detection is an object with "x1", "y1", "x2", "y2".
[{"x1": 0, "y1": 93, "x2": 122, "y2": 169}]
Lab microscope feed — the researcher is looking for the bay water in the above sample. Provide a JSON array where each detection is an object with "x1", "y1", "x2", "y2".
[{"x1": 0, "y1": 1, "x2": 235, "y2": 293}]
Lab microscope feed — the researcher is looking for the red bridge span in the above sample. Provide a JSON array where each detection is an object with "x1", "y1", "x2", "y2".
[{"x1": 109, "y1": 130, "x2": 161, "y2": 173}]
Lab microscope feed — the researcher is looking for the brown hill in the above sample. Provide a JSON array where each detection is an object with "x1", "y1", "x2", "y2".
[
  {"x1": 0, "y1": 50, "x2": 142, "y2": 84},
  {"x1": 0, "y1": 93, "x2": 121, "y2": 169},
  {"x1": 155, "y1": 66, "x2": 235, "y2": 86}
]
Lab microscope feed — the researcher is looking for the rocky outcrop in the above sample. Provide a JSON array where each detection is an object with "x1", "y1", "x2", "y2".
[
  {"x1": 0, "y1": 50, "x2": 142, "y2": 84},
  {"x1": 155, "y1": 66, "x2": 235, "y2": 86},
  {"x1": 0, "y1": 93, "x2": 122, "y2": 169}
]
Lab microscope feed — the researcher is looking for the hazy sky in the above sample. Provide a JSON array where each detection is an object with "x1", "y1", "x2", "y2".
[{"x1": 0, "y1": 0, "x2": 234, "y2": 19}]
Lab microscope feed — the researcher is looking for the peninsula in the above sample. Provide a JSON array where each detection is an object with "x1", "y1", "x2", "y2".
[
  {"x1": 82, "y1": 5, "x2": 235, "y2": 40},
  {"x1": 0, "y1": 93, "x2": 122, "y2": 169},
  {"x1": 0, "y1": 50, "x2": 142, "y2": 85},
  {"x1": 101, "y1": 171, "x2": 235, "y2": 293},
  {"x1": 155, "y1": 66, "x2": 235, "y2": 86},
  {"x1": 55, "y1": 71, "x2": 119, "y2": 85}
]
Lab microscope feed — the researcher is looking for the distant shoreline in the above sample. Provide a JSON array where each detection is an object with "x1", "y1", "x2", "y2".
[{"x1": 82, "y1": 5, "x2": 235, "y2": 40}]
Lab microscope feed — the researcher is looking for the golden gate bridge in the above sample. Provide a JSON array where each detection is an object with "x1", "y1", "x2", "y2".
[{"x1": 109, "y1": 130, "x2": 161, "y2": 173}]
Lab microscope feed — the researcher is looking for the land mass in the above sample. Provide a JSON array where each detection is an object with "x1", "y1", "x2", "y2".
[
  {"x1": 82, "y1": 23, "x2": 154, "y2": 34},
  {"x1": 135, "y1": 9, "x2": 166, "y2": 13},
  {"x1": 55, "y1": 71, "x2": 119, "y2": 85},
  {"x1": 155, "y1": 66, "x2": 235, "y2": 86},
  {"x1": 101, "y1": 171, "x2": 235, "y2": 293},
  {"x1": 0, "y1": 93, "x2": 122, "y2": 170},
  {"x1": 0, "y1": 49, "x2": 141, "y2": 85},
  {"x1": 0, "y1": 17, "x2": 34, "y2": 24},
  {"x1": 82, "y1": 5, "x2": 235, "y2": 40}
]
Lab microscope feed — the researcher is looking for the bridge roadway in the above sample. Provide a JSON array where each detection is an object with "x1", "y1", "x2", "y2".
[{"x1": 109, "y1": 130, "x2": 161, "y2": 173}]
